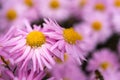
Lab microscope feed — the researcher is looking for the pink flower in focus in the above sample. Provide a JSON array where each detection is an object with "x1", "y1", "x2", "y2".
[
  {"x1": 43, "y1": 19, "x2": 91, "y2": 64},
  {"x1": 2, "y1": 20, "x2": 55, "y2": 71}
]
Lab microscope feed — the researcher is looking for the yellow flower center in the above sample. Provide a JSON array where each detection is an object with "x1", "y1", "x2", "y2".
[
  {"x1": 79, "y1": 0, "x2": 87, "y2": 7},
  {"x1": 63, "y1": 28, "x2": 83, "y2": 44},
  {"x1": 6, "y1": 9, "x2": 17, "y2": 21},
  {"x1": 114, "y1": 0, "x2": 120, "y2": 7},
  {"x1": 94, "y1": 3, "x2": 105, "y2": 11},
  {"x1": 49, "y1": 0, "x2": 60, "y2": 9},
  {"x1": 100, "y1": 62, "x2": 110, "y2": 70},
  {"x1": 26, "y1": 31, "x2": 46, "y2": 47},
  {"x1": 92, "y1": 21, "x2": 102, "y2": 31},
  {"x1": 24, "y1": 0, "x2": 33, "y2": 7}
]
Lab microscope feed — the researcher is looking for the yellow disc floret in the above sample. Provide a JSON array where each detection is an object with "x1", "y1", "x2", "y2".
[
  {"x1": 26, "y1": 31, "x2": 46, "y2": 47},
  {"x1": 63, "y1": 28, "x2": 83, "y2": 44},
  {"x1": 24, "y1": 0, "x2": 33, "y2": 7},
  {"x1": 114, "y1": 0, "x2": 120, "y2": 7},
  {"x1": 6, "y1": 9, "x2": 17, "y2": 21},
  {"x1": 94, "y1": 3, "x2": 105, "y2": 11},
  {"x1": 100, "y1": 62, "x2": 110, "y2": 70},
  {"x1": 92, "y1": 21, "x2": 102, "y2": 31},
  {"x1": 49, "y1": 0, "x2": 60, "y2": 9}
]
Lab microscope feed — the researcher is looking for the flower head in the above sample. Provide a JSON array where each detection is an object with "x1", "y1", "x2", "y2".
[
  {"x1": 83, "y1": 13, "x2": 112, "y2": 43},
  {"x1": 2, "y1": 20, "x2": 55, "y2": 71},
  {"x1": 87, "y1": 49, "x2": 119, "y2": 72},
  {"x1": 38, "y1": 0, "x2": 70, "y2": 21},
  {"x1": 43, "y1": 19, "x2": 96, "y2": 64}
]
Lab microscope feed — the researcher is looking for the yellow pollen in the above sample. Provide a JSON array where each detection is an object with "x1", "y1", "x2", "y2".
[
  {"x1": 63, "y1": 28, "x2": 83, "y2": 44},
  {"x1": 100, "y1": 62, "x2": 110, "y2": 70},
  {"x1": 49, "y1": 0, "x2": 60, "y2": 9},
  {"x1": 24, "y1": 0, "x2": 33, "y2": 7},
  {"x1": 6, "y1": 9, "x2": 17, "y2": 21},
  {"x1": 26, "y1": 31, "x2": 46, "y2": 47},
  {"x1": 94, "y1": 3, "x2": 105, "y2": 11},
  {"x1": 114, "y1": 0, "x2": 120, "y2": 7},
  {"x1": 79, "y1": 0, "x2": 87, "y2": 7},
  {"x1": 92, "y1": 21, "x2": 102, "y2": 31}
]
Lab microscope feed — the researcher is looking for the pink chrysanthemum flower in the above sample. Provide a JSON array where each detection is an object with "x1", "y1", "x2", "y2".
[
  {"x1": 38, "y1": 0, "x2": 70, "y2": 21},
  {"x1": 87, "y1": 49, "x2": 119, "y2": 72},
  {"x1": 2, "y1": 20, "x2": 55, "y2": 71},
  {"x1": 43, "y1": 19, "x2": 93, "y2": 64},
  {"x1": 18, "y1": 0, "x2": 40, "y2": 20},
  {"x1": 0, "y1": 0, "x2": 39, "y2": 34},
  {"x1": 83, "y1": 13, "x2": 112, "y2": 43},
  {"x1": 107, "y1": 0, "x2": 120, "y2": 13},
  {"x1": 48, "y1": 54, "x2": 86, "y2": 80},
  {"x1": 68, "y1": 0, "x2": 91, "y2": 19},
  {"x1": 83, "y1": 0, "x2": 110, "y2": 15}
]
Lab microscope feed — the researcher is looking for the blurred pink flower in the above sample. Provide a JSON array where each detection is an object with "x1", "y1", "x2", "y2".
[
  {"x1": 83, "y1": 0, "x2": 111, "y2": 17},
  {"x1": 38, "y1": 0, "x2": 70, "y2": 21},
  {"x1": 107, "y1": 0, "x2": 120, "y2": 13},
  {"x1": 73, "y1": 23, "x2": 97, "y2": 53},
  {"x1": 83, "y1": 13, "x2": 112, "y2": 43},
  {"x1": 2, "y1": 20, "x2": 55, "y2": 71},
  {"x1": 68, "y1": 0, "x2": 91, "y2": 19},
  {"x1": 48, "y1": 54, "x2": 86, "y2": 80},
  {"x1": 87, "y1": 48, "x2": 119, "y2": 72},
  {"x1": 0, "y1": 0, "x2": 39, "y2": 35}
]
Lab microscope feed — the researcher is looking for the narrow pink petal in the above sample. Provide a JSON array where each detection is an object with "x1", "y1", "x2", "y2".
[
  {"x1": 27, "y1": 71, "x2": 34, "y2": 80},
  {"x1": 32, "y1": 53, "x2": 37, "y2": 72},
  {"x1": 41, "y1": 56, "x2": 52, "y2": 69},
  {"x1": 50, "y1": 42, "x2": 59, "y2": 51},
  {"x1": 9, "y1": 39, "x2": 26, "y2": 53},
  {"x1": 21, "y1": 49, "x2": 33, "y2": 69},
  {"x1": 3, "y1": 26, "x2": 15, "y2": 39},
  {"x1": 41, "y1": 46, "x2": 55, "y2": 65},
  {"x1": 52, "y1": 49, "x2": 63, "y2": 60},
  {"x1": 15, "y1": 46, "x2": 31, "y2": 63},
  {"x1": 2, "y1": 36, "x2": 22, "y2": 46},
  {"x1": 35, "y1": 49, "x2": 44, "y2": 70},
  {"x1": 24, "y1": 20, "x2": 32, "y2": 32},
  {"x1": 33, "y1": 71, "x2": 46, "y2": 80},
  {"x1": 17, "y1": 29, "x2": 28, "y2": 35}
]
